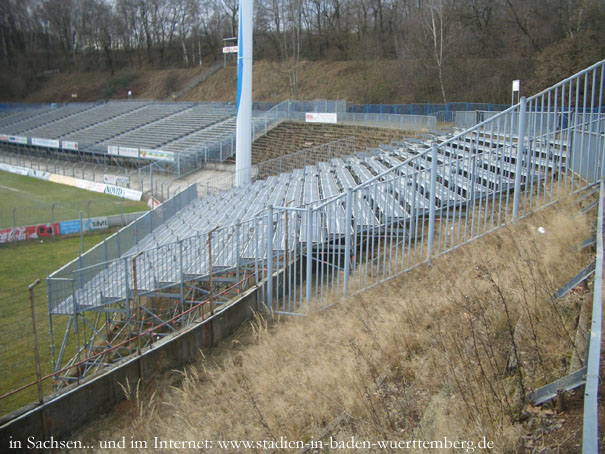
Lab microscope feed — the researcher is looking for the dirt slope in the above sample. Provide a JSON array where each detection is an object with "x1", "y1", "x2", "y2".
[
  {"x1": 18, "y1": 68, "x2": 202, "y2": 103},
  {"x1": 181, "y1": 59, "x2": 406, "y2": 104},
  {"x1": 12, "y1": 59, "x2": 407, "y2": 104},
  {"x1": 7, "y1": 56, "x2": 524, "y2": 105}
]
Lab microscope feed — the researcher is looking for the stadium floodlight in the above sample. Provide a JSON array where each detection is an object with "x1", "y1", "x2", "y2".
[{"x1": 235, "y1": 0, "x2": 253, "y2": 187}]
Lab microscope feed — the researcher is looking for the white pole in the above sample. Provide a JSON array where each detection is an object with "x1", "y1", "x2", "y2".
[{"x1": 235, "y1": 0, "x2": 253, "y2": 186}]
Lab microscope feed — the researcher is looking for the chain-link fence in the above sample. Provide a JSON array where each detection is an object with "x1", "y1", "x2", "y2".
[
  {"x1": 0, "y1": 231, "x2": 108, "y2": 415},
  {"x1": 0, "y1": 199, "x2": 145, "y2": 231}
]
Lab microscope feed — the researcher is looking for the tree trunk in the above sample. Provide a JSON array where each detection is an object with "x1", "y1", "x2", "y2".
[
  {"x1": 428, "y1": 0, "x2": 447, "y2": 104},
  {"x1": 198, "y1": 36, "x2": 202, "y2": 68},
  {"x1": 182, "y1": 39, "x2": 188, "y2": 66}
]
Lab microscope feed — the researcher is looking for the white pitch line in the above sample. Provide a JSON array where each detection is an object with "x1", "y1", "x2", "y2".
[{"x1": 0, "y1": 184, "x2": 22, "y2": 193}]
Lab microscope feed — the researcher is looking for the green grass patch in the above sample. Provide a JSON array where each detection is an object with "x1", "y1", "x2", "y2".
[
  {"x1": 0, "y1": 232, "x2": 112, "y2": 415},
  {"x1": 104, "y1": 72, "x2": 138, "y2": 99},
  {"x1": 0, "y1": 170, "x2": 147, "y2": 228}
]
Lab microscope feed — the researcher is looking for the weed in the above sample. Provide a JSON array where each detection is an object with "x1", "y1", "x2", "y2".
[{"x1": 76, "y1": 192, "x2": 594, "y2": 453}]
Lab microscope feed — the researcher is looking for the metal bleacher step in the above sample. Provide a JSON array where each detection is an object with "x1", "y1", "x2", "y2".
[{"x1": 51, "y1": 120, "x2": 575, "y2": 311}]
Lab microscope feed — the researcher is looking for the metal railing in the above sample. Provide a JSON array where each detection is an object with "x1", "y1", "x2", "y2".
[
  {"x1": 32, "y1": 60, "x2": 605, "y2": 447},
  {"x1": 47, "y1": 184, "x2": 197, "y2": 302},
  {"x1": 200, "y1": 137, "x2": 358, "y2": 196},
  {"x1": 137, "y1": 99, "x2": 436, "y2": 181},
  {"x1": 47, "y1": 61, "x2": 603, "y2": 318},
  {"x1": 346, "y1": 101, "x2": 509, "y2": 115},
  {"x1": 47, "y1": 61, "x2": 604, "y2": 312},
  {"x1": 253, "y1": 101, "x2": 510, "y2": 115},
  {"x1": 582, "y1": 179, "x2": 603, "y2": 453},
  {"x1": 171, "y1": 62, "x2": 223, "y2": 100}
]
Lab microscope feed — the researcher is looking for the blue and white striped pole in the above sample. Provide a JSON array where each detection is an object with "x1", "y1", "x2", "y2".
[{"x1": 235, "y1": 0, "x2": 253, "y2": 186}]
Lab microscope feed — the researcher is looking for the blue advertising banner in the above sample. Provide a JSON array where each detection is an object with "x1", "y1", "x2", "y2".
[{"x1": 59, "y1": 220, "x2": 81, "y2": 235}]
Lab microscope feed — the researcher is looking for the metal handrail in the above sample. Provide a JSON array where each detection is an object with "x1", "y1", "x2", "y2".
[
  {"x1": 582, "y1": 178, "x2": 604, "y2": 453},
  {"x1": 39, "y1": 61, "x2": 605, "y2": 441}
]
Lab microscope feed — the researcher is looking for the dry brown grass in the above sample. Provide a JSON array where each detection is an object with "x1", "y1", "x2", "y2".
[
  {"x1": 179, "y1": 59, "x2": 406, "y2": 103},
  {"x1": 22, "y1": 68, "x2": 202, "y2": 103},
  {"x1": 76, "y1": 192, "x2": 594, "y2": 453}
]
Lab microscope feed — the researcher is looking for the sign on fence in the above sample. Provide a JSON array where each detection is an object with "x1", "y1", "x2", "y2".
[
  {"x1": 118, "y1": 147, "x2": 139, "y2": 158},
  {"x1": 108, "y1": 146, "x2": 139, "y2": 158},
  {"x1": 148, "y1": 197, "x2": 161, "y2": 209},
  {"x1": 58, "y1": 220, "x2": 81, "y2": 235},
  {"x1": 140, "y1": 149, "x2": 174, "y2": 161},
  {"x1": 103, "y1": 174, "x2": 130, "y2": 185},
  {"x1": 6, "y1": 135, "x2": 27, "y2": 144},
  {"x1": 31, "y1": 137, "x2": 60, "y2": 148},
  {"x1": 86, "y1": 217, "x2": 109, "y2": 231},
  {"x1": 305, "y1": 112, "x2": 338, "y2": 124},
  {"x1": 62, "y1": 141, "x2": 79, "y2": 151},
  {"x1": 0, "y1": 223, "x2": 60, "y2": 244},
  {"x1": 0, "y1": 162, "x2": 28, "y2": 176},
  {"x1": 104, "y1": 185, "x2": 142, "y2": 200},
  {"x1": 74, "y1": 179, "x2": 106, "y2": 193},
  {"x1": 59, "y1": 216, "x2": 109, "y2": 235},
  {"x1": 0, "y1": 163, "x2": 50, "y2": 180}
]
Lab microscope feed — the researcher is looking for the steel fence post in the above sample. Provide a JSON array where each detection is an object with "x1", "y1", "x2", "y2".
[
  {"x1": 427, "y1": 143, "x2": 438, "y2": 265},
  {"x1": 343, "y1": 190, "x2": 353, "y2": 295},
  {"x1": 79, "y1": 211, "x2": 84, "y2": 253},
  {"x1": 513, "y1": 96, "x2": 527, "y2": 220},
  {"x1": 179, "y1": 240, "x2": 184, "y2": 325},
  {"x1": 306, "y1": 206, "x2": 313, "y2": 302},
  {"x1": 51, "y1": 203, "x2": 55, "y2": 238},
  {"x1": 12, "y1": 207, "x2": 16, "y2": 244},
  {"x1": 123, "y1": 256, "x2": 130, "y2": 318},
  {"x1": 236, "y1": 220, "x2": 241, "y2": 286},
  {"x1": 28, "y1": 279, "x2": 44, "y2": 405},
  {"x1": 267, "y1": 206, "x2": 274, "y2": 311}
]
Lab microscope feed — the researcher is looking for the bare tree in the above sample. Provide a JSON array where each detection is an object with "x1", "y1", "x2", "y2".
[{"x1": 423, "y1": 0, "x2": 448, "y2": 104}]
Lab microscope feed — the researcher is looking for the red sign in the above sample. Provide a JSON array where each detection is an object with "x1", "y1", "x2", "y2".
[
  {"x1": 147, "y1": 197, "x2": 161, "y2": 209},
  {"x1": 0, "y1": 223, "x2": 61, "y2": 243}
]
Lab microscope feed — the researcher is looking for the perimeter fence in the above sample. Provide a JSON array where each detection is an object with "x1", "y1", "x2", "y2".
[{"x1": 2, "y1": 61, "x2": 603, "y2": 451}]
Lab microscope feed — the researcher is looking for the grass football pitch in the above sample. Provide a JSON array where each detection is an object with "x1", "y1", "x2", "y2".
[
  {"x1": 0, "y1": 170, "x2": 147, "y2": 228},
  {"x1": 0, "y1": 171, "x2": 148, "y2": 415}
]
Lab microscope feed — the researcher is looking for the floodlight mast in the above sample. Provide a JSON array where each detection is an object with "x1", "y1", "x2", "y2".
[{"x1": 235, "y1": 0, "x2": 253, "y2": 187}]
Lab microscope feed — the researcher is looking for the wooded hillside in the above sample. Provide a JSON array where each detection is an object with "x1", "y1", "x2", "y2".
[{"x1": 1, "y1": 0, "x2": 603, "y2": 103}]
